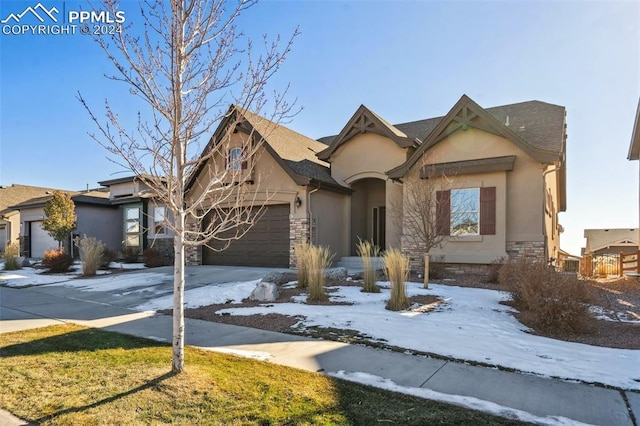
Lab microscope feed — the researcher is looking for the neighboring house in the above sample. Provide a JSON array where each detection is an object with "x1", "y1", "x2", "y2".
[
  {"x1": 583, "y1": 228, "x2": 638, "y2": 256},
  {"x1": 628, "y1": 97, "x2": 640, "y2": 249},
  {"x1": 185, "y1": 94, "x2": 567, "y2": 272},
  {"x1": 0, "y1": 184, "x2": 66, "y2": 252},
  {"x1": 582, "y1": 228, "x2": 638, "y2": 277},
  {"x1": 98, "y1": 176, "x2": 174, "y2": 259},
  {"x1": 10, "y1": 190, "x2": 120, "y2": 258}
]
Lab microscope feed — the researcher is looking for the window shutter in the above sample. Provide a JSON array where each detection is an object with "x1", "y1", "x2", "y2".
[
  {"x1": 241, "y1": 147, "x2": 248, "y2": 170},
  {"x1": 480, "y1": 187, "x2": 496, "y2": 235},
  {"x1": 224, "y1": 150, "x2": 229, "y2": 169},
  {"x1": 436, "y1": 190, "x2": 451, "y2": 236}
]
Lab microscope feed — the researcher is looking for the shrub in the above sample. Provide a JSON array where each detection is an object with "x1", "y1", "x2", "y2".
[
  {"x1": 306, "y1": 245, "x2": 333, "y2": 303},
  {"x1": 295, "y1": 242, "x2": 311, "y2": 289},
  {"x1": 3, "y1": 243, "x2": 21, "y2": 271},
  {"x1": 42, "y1": 249, "x2": 73, "y2": 273},
  {"x1": 383, "y1": 248, "x2": 410, "y2": 311},
  {"x1": 486, "y1": 257, "x2": 505, "y2": 284},
  {"x1": 143, "y1": 247, "x2": 171, "y2": 267},
  {"x1": 123, "y1": 246, "x2": 140, "y2": 263},
  {"x1": 75, "y1": 235, "x2": 104, "y2": 276},
  {"x1": 101, "y1": 248, "x2": 118, "y2": 268},
  {"x1": 356, "y1": 239, "x2": 380, "y2": 293},
  {"x1": 498, "y1": 258, "x2": 595, "y2": 333}
]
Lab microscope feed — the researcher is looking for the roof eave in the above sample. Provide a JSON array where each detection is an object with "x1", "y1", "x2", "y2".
[{"x1": 628, "y1": 98, "x2": 640, "y2": 160}]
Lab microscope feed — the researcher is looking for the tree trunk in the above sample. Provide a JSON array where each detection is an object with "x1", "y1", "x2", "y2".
[
  {"x1": 172, "y1": 211, "x2": 185, "y2": 373},
  {"x1": 423, "y1": 252, "x2": 430, "y2": 289}
]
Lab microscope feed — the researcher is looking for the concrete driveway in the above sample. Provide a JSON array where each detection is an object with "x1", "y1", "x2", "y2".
[{"x1": 6, "y1": 265, "x2": 289, "y2": 311}]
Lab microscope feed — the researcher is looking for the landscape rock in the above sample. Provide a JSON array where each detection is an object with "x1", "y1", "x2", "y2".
[
  {"x1": 249, "y1": 281, "x2": 280, "y2": 302},
  {"x1": 325, "y1": 267, "x2": 348, "y2": 281},
  {"x1": 261, "y1": 271, "x2": 297, "y2": 286}
]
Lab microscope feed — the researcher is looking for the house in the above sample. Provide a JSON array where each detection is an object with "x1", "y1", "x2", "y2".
[
  {"x1": 628, "y1": 97, "x2": 640, "y2": 249},
  {"x1": 97, "y1": 176, "x2": 174, "y2": 259},
  {"x1": 10, "y1": 189, "x2": 120, "y2": 258},
  {"x1": 0, "y1": 184, "x2": 67, "y2": 252},
  {"x1": 185, "y1": 94, "x2": 567, "y2": 273},
  {"x1": 581, "y1": 228, "x2": 638, "y2": 277}
]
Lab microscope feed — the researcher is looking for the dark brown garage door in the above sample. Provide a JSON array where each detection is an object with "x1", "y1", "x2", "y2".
[{"x1": 202, "y1": 204, "x2": 290, "y2": 267}]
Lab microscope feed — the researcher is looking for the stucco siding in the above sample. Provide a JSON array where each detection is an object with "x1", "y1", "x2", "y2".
[
  {"x1": 75, "y1": 205, "x2": 121, "y2": 251},
  {"x1": 310, "y1": 189, "x2": 349, "y2": 259}
]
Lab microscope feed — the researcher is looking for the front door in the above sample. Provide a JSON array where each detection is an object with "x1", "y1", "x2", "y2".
[{"x1": 372, "y1": 206, "x2": 385, "y2": 250}]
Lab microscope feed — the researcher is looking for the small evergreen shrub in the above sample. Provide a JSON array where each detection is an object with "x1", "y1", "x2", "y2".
[
  {"x1": 356, "y1": 239, "x2": 380, "y2": 293},
  {"x1": 123, "y1": 246, "x2": 140, "y2": 263},
  {"x1": 75, "y1": 235, "x2": 104, "y2": 276},
  {"x1": 42, "y1": 249, "x2": 73, "y2": 273},
  {"x1": 499, "y1": 258, "x2": 595, "y2": 333},
  {"x1": 143, "y1": 247, "x2": 171, "y2": 267},
  {"x1": 3, "y1": 244, "x2": 21, "y2": 271},
  {"x1": 383, "y1": 248, "x2": 410, "y2": 311},
  {"x1": 295, "y1": 242, "x2": 311, "y2": 289},
  {"x1": 306, "y1": 245, "x2": 333, "y2": 303},
  {"x1": 101, "y1": 248, "x2": 118, "y2": 268}
]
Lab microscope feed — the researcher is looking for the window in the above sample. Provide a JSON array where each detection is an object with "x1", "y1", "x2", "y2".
[
  {"x1": 437, "y1": 187, "x2": 496, "y2": 236},
  {"x1": 154, "y1": 206, "x2": 166, "y2": 235},
  {"x1": 124, "y1": 205, "x2": 142, "y2": 249},
  {"x1": 450, "y1": 188, "x2": 480, "y2": 236},
  {"x1": 229, "y1": 147, "x2": 243, "y2": 171}
]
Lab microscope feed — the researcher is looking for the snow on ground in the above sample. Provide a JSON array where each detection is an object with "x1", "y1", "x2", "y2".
[
  {"x1": 135, "y1": 279, "x2": 261, "y2": 311},
  {"x1": 140, "y1": 279, "x2": 639, "y2": 390},
  {"x1": 330, "y1": 371, "x2": 592, "y2": 426},
  {"x1": 0, "y1": 267, "x2": 76, "y2": 287},
  {"x1": 108, "y1": 262, "x2": 147, "y2": 270},
  {"x1": 61, "y1": 272, "x2": 172, "y2": 293}
]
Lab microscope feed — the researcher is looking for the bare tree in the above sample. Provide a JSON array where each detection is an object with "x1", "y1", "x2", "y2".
[
  {"x1": 396, "y1": 165, "x2": 473, "y2": 289},
  {"x1": 78, "y1": 0, "x2": 298, "y2": 373}
]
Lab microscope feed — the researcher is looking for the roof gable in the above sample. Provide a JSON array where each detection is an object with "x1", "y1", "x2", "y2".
[
  {"x1": 186, "y1": 106, "x2": 348, "y2": 193},
  {"x1": 317, "y1": 105, "x2": 418, "y2": 161},
  {"x1": 584, "y1": 228, "x2": 638, "y2": 253},
  {"x1": 388, "y1": 95, "x2": 563, "y2": 179}
]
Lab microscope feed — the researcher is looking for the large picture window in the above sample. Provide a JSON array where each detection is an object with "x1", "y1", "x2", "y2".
[
  {"x1": 450, "y1": 188, "x2": 479, "y2": 236},
  {"x1": 437, "y1": 187, "x2": 496, "y2": 236}
]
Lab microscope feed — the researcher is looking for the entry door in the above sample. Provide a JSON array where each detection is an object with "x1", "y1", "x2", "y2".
[{"x1": 372, "y1": 206, "x2": 386, "y2": 250}]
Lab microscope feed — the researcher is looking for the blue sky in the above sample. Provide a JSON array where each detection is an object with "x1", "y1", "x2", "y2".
[{"x1": 1, "y1": 0, "x2": 638, "y2": 255}]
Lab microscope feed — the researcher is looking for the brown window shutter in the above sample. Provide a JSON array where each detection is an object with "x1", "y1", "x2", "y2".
[
  {"x1": 480, "y1": 187, "x2": 496, "y2": 235},
  {"x1": 241, "y1": 147, "x2": 248, "y2": 170},
  {"x1": 436, "y1": 190, "x2": 451, "y2": 236},
  {"x1": 224, "y1": 150, "x2": 229, "y2": 169}
]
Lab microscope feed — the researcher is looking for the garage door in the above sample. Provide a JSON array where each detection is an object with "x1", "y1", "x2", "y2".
[
  {"x1": 203, "y1": 204, "x2": 290, "y2": 267},
  {"x1": 31, "y1": 221, "x2": 58, "y2": 258}
]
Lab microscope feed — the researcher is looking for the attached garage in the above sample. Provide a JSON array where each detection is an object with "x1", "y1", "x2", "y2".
[
  {"x1": 203, "y1": 204, "x2": 290, "y2": 267},
  {"x1": 30, "y1": 221, "x2": 58, "y2": 258}
]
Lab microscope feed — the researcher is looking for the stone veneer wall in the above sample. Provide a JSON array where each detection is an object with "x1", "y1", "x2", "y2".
[
  {"x1": 289, "y1": 217, "x2": 310, "y2": 268},
  {"x1": 185, "y1": 221, "x2": 202, "y2": 265},
  {"x1": 506, "y1": 241, "x2": 545, "y2": 263},
  {"x1": 400, "y1": 234, "x2": 427, "y2": 272}
]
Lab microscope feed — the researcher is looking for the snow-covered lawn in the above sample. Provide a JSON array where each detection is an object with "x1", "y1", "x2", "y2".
[
  {"x1": 3, "y1": 265, "x2": 638, "y2": 391},
  {"x1": 136, "y1": 279, "x2": 640, "y2": 391},
  {"x1": 0, "y1": 262, "x2": 146, "y2": 287}
]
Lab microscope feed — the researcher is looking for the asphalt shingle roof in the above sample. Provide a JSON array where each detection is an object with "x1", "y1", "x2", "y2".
[
  {"x1": 317, "y1": 100, "x2": 566, "y2": 154},
  {"x1": 0, "y1": 184, "x2": 68, "y2": 215}
]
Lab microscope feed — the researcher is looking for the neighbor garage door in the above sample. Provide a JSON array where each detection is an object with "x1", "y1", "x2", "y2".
[
  {"x1": 31, "y1": 221, "x2": 58, "y2": 258},
  {"x1": 203, "y1": 204, "x2": 290, "y2": 267}
]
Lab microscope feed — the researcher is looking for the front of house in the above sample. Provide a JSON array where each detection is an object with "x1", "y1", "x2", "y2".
[{"x1": 185, "y1": 94, "x2": 567, "y2": 272}]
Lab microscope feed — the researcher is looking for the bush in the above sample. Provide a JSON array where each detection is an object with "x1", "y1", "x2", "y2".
[
  {"x1": 356, "y1": 239, "x2": 380, "y2": 293},
  {"x1": 143, "y1": 247, "x2": 171, "y2": 267},
  {"x1": 498, "y1": 258, "x2": 595, "y2": 333},
  {"x1": 306, "y1": 245, "x2": 333, "y2": 303},
  {"x1": 75, "y1": 235, "x2": 104, "y2": 276},
  {"x1": 123, "y1": 246, "x2": 140, "y2": 263},
  {"x1": 42, "y1": 249, "x2": 74, "y2": 273},
  {"x1": 383, "y1": 248, "x2": 410, "y2": 311},
  {"x1": 101, "y1": 248, "x2": 118, "y2": 268},
  {"x1": 486, "y1": 257, "x2": 505, "y2": 284},
  {"x1": 3, "y1": 243, "x2": 21, "y2": 271},
  {"x1": 295, "y1": 242, "x2": 311, "y2": 289}
]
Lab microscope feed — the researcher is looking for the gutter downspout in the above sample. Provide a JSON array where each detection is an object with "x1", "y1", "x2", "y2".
[{"x1": 542, "y1": 163, "x2": 560, "y2": 264}]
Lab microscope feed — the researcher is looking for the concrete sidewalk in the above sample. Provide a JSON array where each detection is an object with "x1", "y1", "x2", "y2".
[{"x1": 1, "y1": 286, "x2": 637, "y2": 426}]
